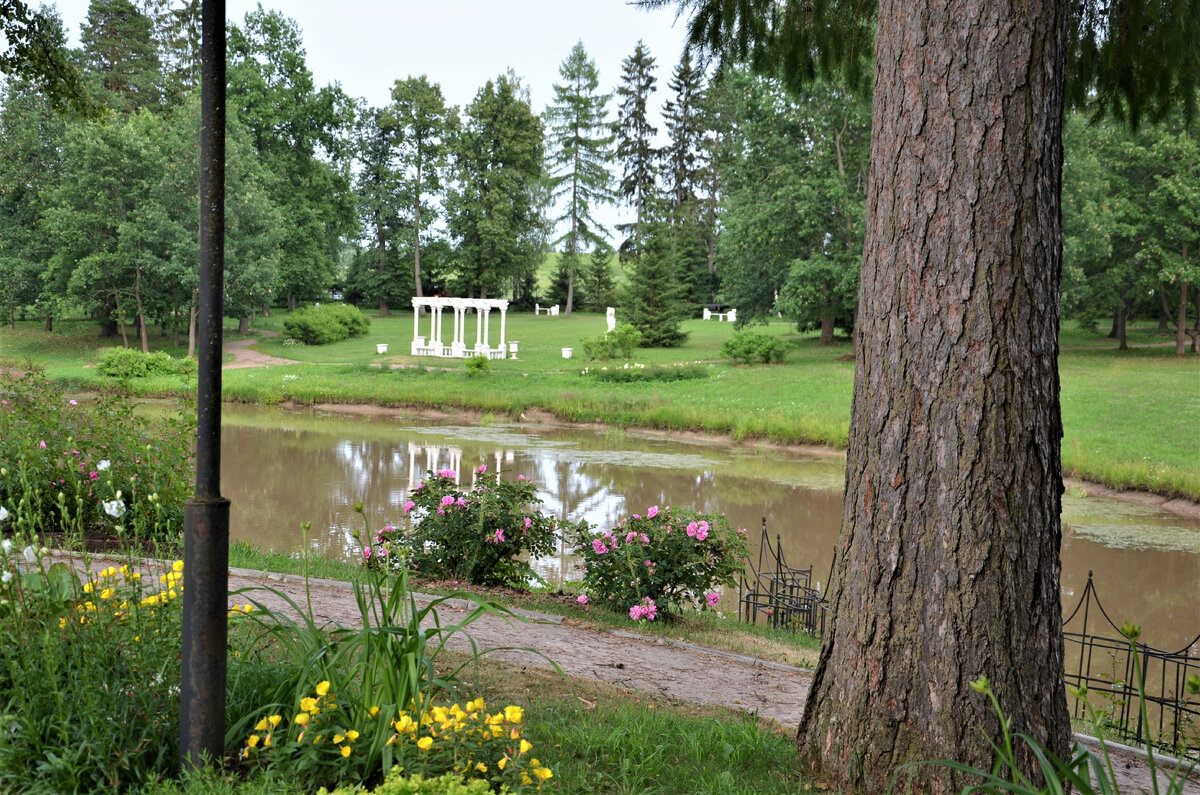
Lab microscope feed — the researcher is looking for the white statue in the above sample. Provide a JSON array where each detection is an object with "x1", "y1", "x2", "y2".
[{"x1": 606, "y1": 307, "x2": 616, "y2": 332}]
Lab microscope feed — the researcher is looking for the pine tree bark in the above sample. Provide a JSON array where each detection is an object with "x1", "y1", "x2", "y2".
[{"x1": 796, "y1": 0, "x2": 1071, "y2": 791}]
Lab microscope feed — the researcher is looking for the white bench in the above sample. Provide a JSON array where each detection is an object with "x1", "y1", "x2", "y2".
[{"x1": 535, "y1": 303, "x2": 560, "y2": 316}]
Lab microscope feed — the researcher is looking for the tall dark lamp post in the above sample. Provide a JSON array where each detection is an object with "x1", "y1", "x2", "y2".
[{"x1": 180, "y1": 0, "x2": 229, "y2": 768}]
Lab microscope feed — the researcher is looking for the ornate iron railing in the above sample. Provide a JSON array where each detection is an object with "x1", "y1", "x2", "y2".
[{"x1": 737, "y1": 517, "x2": 829, "y2": 636}]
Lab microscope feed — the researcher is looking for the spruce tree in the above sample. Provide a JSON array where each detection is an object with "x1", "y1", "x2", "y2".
[
  {"x1": 544, "y1": 41, "x2": 615, "y2": 315},
  {"x1": 662, "y1": 50, "x2": 712, "y2": 305},
  {"x1": 621, "y1": 201, "x2": 689, "y2": 347},
  {"x1": 80, "y1": 0, "x2": 163, "y2": 113},
  {"x1": 613, "y1": 41, "x2": 660, "y2": 264}
]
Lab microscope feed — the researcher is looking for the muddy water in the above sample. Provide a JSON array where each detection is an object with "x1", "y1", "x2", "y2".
[{"x1": 222, "y1": 405, "x2": 1200, "y2": 651}]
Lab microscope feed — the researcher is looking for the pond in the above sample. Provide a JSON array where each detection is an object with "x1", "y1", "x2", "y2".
[{"x1": 222, "y1": 404, "x2": 1200, "y2": 652}]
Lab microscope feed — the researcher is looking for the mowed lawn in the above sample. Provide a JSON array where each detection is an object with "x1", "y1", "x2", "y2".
[{"x1": 2, "y1": 312, "x2": 1197, "y2": 499}]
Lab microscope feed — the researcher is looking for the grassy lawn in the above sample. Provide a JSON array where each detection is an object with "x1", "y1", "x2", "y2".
[{"x1": 3, "y1": 312, "x2": 1197, "y2": 500}]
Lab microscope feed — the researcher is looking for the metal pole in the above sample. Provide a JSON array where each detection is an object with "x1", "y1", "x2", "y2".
[{"x1": 180, "y1": 0, "x2": 229, "y2": 768}]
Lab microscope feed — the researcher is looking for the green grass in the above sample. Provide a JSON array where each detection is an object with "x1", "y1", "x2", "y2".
[{"x1": 3, "y1": 312, "x2": 1198, "y2": 500}]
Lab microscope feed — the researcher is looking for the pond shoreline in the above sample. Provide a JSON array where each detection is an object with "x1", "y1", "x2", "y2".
[{"x1": 298, "y1": 399, "x2": 1200, "y2": 524}]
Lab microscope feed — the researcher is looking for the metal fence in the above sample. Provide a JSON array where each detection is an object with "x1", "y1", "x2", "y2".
[
  {"x1": 1062, "y1": 571, "x2": 1200, "y2": 761},
  {"x1": 739, "y1": 528, "x2": 1200, "y2": 762},
  {"x1": 737, "y1": 517, "x2": 829, "y2": 636}
]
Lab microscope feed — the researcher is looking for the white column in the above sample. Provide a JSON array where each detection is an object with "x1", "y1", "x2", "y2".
[
  {"x1": 482, "y1": 308, "x2": 491, "y2": 348},
  {"x1": 499, "y1": 308, "x2": 507, "y2": 355},
  {"x1": 413, "y1": 304, "x2": 420, "y2": 341},
  {"x1": 474, "y1": 308, "x2": 483, "y2": 350}
]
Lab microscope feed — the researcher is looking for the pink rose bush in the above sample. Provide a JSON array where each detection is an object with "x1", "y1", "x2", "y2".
[
  {"x1": 574, "y1": 505, "x2": 746, "y2": 618},
  {"x1": 376, "y1": 469, "x2": 577, "y2": 587}
]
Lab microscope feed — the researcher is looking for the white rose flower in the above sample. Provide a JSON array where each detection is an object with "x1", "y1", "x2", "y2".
[
  {"x1": 1, "y1": 538, "x2": 10, "y2": 554},
  {"x1": 102, "y1": 499, "x2": 126, "y2": 519},
  {"x1": 22, "y1": 545, "x2": 37, "y2": 564},
  {"x1": 97, "y1": 460, "x2": 111, "y2": 471},
  {"x1": 0, "y1": 506, "x2": 7, "y2": 522}
]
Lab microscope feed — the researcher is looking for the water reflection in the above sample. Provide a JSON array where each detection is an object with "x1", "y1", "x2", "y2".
[{"x1": 221, "y1": 404, "x2": 1200, "y2": 651}]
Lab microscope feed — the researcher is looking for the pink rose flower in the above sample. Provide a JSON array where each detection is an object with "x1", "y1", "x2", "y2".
[
  {"x1": 476, "y1": 464, "x2": 487, "y2": 474},
  {"x1": 577, "y1": 595, "x2": 589, "y2": 604},
  {"x1": 626, "y1": 531, "x2": 638, "y2": 543},
  {"x1": 363, "y1": 547, "x2": 371, "y2": 559},
  {"x1": 706, "y1": 592, "x2": 720, "y2": 608},
  {"x1": 403, "y1": 501, "x2": 415, "y2": 513},
  {"x1": 440, "y1": 495, "x2": 455, "y2": 507},
  {"x1": 523, "y1": 517, "x2": 532, "y2": 529},
  {"x1": 647, "y1": 505, "x2": 658, "y2": 519},
  {"x1": 686, "y1": 522, "x2": 698, "y2": 537},
  {"x1": 591, "y1": 539, "x2": 609, "y2": 555},
  {"x1": 629, "y1": 605, "x2": 644, "y2": 620}
]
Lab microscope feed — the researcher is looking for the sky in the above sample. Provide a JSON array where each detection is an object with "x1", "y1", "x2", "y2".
[{"x1": 46, "y1": 1, "x2": 697, "y2": 236}]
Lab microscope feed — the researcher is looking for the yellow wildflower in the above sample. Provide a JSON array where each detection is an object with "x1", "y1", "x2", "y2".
[
  {"x1": 345, "y1": 730, "x2": 359, "y2": 742},
  {"x1": 255, "y1": 718, "x2": 269, "y2": 732},
  {"x1": 246, "y1": 734, "x2": 260, "y2": 748},
  {"x1": 268, "y1": 715, "x2": 282, "y2": 728},
  {"x1": 100, "y1": 588, "x2": 114, "y2": 600},
  {"x1": 519, "y1": 739, "x2": 532, "y2": 755},
  {"x1": 82, "y1": 582, "x2": 94, "y2": 593},
  {"x1": 294, "y1": 713, "x2": 310, "y2": 726},
  {"x1": 172, "y1": 559, "x2": 184, "y2": 573},
  {"x1": 534, "y1": 767, "x2": 553, "y2": 782},
  {"x1": 504, "y1": 705, "x2": 523, "y2": 724},
  {"x1": 468, "y1": 697, "x2": 485, "y2": 713},
  {"x1": 128, "y1": 572, "x2": 141, "y2": 581},
  {"x1": 300, "y1": 697, "x2": 319, "y2": 713},
  {"x1": 497, "y1": 757, "x2": 508, "y2": 771},
  {"x1": 341, "y1": 745, "x2": 351, "y2": 758},
  {"x1": 416, "y1": 736, "x2": 433, "y2": 751},
  {"x1": 475, "y1": 763, "x2": 488, "y2": 774},
  {"x1": 263, "y1": 734, "x2": 272, "y2": 747},
  {"x1": 368, "y1": 706, "x2": 380, "y2": 717},
  {"x1": 315, "y1": 681, "x2": 331, "y2": 697},
  {"x1": 100, "y1": 566, "x2": 118, "y2": 578},
  {"x1": 521, "y1": 773, "x2": 532, "y2": 786}
]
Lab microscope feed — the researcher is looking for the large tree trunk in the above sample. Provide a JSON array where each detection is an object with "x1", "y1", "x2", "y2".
[
  {"x1": 819, "y1": 312, "x2": 835, "y2": 345},
  {"x1": 43, "y1": 313, "x2": 52, "y2": 332},
  {"x1": 1116, "y1": 301, "x2": 1128, "y2": 350},
  {"x1": 188, "y1": 305, "x2": 197, "y2": 359},
  {"x1": 796, "y1": 0, "x2": 1070, "y2": 791},
  {"x1": 238, "y1": 315, "x2": 250, "y2": 335},
  {"x1": 135, "y1": 265, "x2": 149, "y2": 354}
]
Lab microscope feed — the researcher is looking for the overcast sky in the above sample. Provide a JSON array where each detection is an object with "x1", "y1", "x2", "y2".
[{"x1": 45, "y1": 0, "x2": 693, "y2": 238}]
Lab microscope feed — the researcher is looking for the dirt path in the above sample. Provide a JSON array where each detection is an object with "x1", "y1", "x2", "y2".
[{"x1": 223, "y1": 333, "x2": 300, "y2": 369}]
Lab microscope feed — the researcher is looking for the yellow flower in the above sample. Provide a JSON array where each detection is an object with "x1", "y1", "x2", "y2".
[
  {"x1": 333, "y1": 734, "x2": 345, "y2": 744},
  {"x1": 119, "y1": 565, "x2": 130, "y2": 575},
  {"x1": 100, "y1": 566, "x2": 118, "y2": 578},
  {"x1": 100, "y1": 588, "x2": 114, "y2": 600},
  {"x1": 368, "y1": 706, "x2": 380, "y2": 717},
  {"x1": 497, "y1": 757, "x2": 508, "y2": 771},
  {"x1": 167, "y1": 588, "x2": 178, "y2": 599},
  {"x1": 315, "y1": 681, "x2": 331, "y2": 697},
  {"x1": 172, "y1": 559, "x2": 184, "y2": 573},
  {"x1": 519, "y1": 739, "x2": 532, "y2": 755},
  {"x1": 521, "y1": 773, "x2": 532, "y2": 786},
  {"x1": 341, "y1": 745, "x2": 351, "y2": 758},
  {"x1": 58, "y1": 617, "x2": 67, "y2": 629},
  {"x1": 294, "y1": 712, "x2": 310, "y2": 726},
  {"x1": 300, "y1": 697, "x2": 319, "y2": 713},
  {"x1": 255, "y1": 718, "x2": 269, "y2": 732},
  {"x1": 268, "y1": 715, "x2": 282, "y2": 728},
  {"x1": 468, "y1": 697, "x2": 485, "y2": 713},
  {"x1": 475, "y1": 763, "x2": 488, "y2": 773},
  {"x1": 345, "y1": 730, "x2": 359, "y2": 742},
  {"x1": 128, "y1": 572, "x2": 141, "y2": 581},
  {"x1": 82, "y1": 582, "x2": 94, "y2": 593},
  {"x1": 246, "y1": 734, "x2": 260, "y2": 748},
  {"x1": 263, "y1": 734, "x2": 272, "y2": 747},
  {"x1": 534, "y1": 767, "x2": 553, "y2": 782},
  {"x1": 504, "y1": 705, "x2": 523, "y2": 724},
  {"x1": 416, "y1": 736, "x2": 433, "y2": 751}
]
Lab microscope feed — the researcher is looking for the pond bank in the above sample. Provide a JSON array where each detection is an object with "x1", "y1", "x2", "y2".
[{"x1": 299, "y1": 399, "x2": 1200, "y2": 524}]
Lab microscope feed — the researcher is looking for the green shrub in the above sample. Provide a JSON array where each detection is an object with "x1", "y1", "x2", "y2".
[
  {"x1": 386, "y1": 469, "x2": 579, "y2": 587},
  {"x1": 721, "y1": 329, "x2": 789, "y2": 364},
  {"x1": 95, "y1": 347, "x2": 197, "y2": 378},
  {"x1": 465, "y1": 354, "x2": 490, "y2": 378},
  {"x1": 323, "y1": 771, "x2": 501, "y2": 794},
  {"x1": 583, "y1": 363, "x2": 710, "y2": 383},
  {"x1": 283, "y1": 304, "x2": 371, "y2": 345},
  {"x1": 575, "y1": 506, "x2": 748, "y2": 619},
  {"x1": 0, "y1": 550, "x2": 185, "y2": 792},
  {"x1": 0, "y1": 370, "x2": 193, "y2": 541},
  {"x1": 581, "y1": 324, "x2": 643, "y2": 361}
]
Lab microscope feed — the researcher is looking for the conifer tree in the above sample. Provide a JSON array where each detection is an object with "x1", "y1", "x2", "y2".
[
  {"x1": 544, "y1": 41, "x2": 615, "y2": 315},
  {"x1": 613, "y1": 41, "x2": 661, "y2": 264},
  {"x1": 662, "y1": 50, "x2": 712, "y2": 305},
  {"x1": 621, "y1": 199, "x2": 689, "y2": 347},
  {"x1": 80, "y1": 0, "x2": 163, "y2": 113}
]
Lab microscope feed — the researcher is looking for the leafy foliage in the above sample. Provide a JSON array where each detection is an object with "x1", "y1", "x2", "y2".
[
  {"x1": 580, "y1": 323, "x2": 643, "y2": 360},
  {"x1": 583, "y1": 363, "x2": 710, "y2": 383},
  {"x1": 387, "y1": 470, "x2": 572, "y2": 588},
  {"x1": 575, "y1": 506, "x2": 747, "y2": 617},
  {"x1": 721, "y1": 329, "x2": 790, "y2": 363},
  {"x1": 95, "y1": 347, "x2": 197, "y2": 378},
  {"x1": 283, "y1": 304, "x2": 371, "y2": 345},
  {"x1": 0, "y1": 370, "x2": 193, "y2": 541}
]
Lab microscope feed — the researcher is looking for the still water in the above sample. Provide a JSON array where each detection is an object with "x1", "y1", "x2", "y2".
[{"x1": 222, "y1": 404, "x2": 1200, "y2": 652}]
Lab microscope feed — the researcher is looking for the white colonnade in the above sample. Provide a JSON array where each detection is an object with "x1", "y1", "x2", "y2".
[{"x1": 410, "y1": 297, "x2": 510, "y2": 358}]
